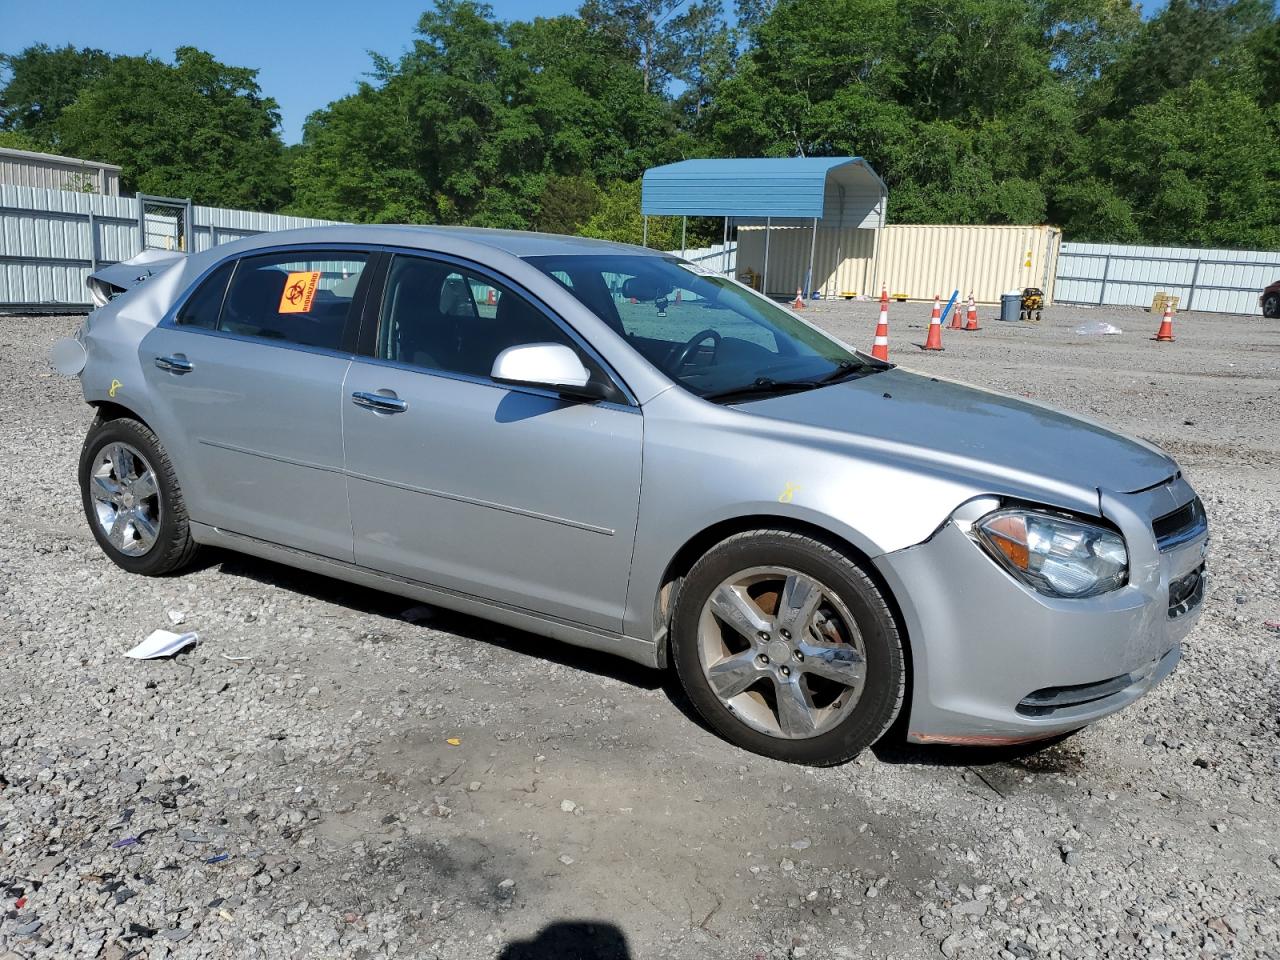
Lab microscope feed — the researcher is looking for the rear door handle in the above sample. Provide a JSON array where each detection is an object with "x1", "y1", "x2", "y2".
[
  {"x1": 154, "y1": 355, "x2": 193, "y2": 374},
  {"x1": 352, "y1": 391, "x2": 408, "y2": 414}
]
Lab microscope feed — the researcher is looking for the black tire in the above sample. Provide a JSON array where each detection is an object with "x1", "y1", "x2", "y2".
[
  {"x1": 78, "y1": 415, "x2": 200, "y2": 576},
  {"x1": 670, "y1": 529, "x2": 906, "y2": 766},
  {"x1": 1264, "y1": 292, "x2": 1280, "y2": 319}
]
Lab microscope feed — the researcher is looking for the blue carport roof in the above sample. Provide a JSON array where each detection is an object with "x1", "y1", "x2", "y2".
[{"x1": 641, "y1": 157, "x2": 886, "y2": 220}]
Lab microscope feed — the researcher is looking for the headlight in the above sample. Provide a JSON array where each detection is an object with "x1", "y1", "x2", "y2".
[{"x1": 972, "y1": 509, "x2": 1128, "y2": 598}]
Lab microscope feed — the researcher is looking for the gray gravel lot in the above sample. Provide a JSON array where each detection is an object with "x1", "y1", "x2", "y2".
[{"x1": 2, "y1": 301, "x2": 1278, "y2": 960}]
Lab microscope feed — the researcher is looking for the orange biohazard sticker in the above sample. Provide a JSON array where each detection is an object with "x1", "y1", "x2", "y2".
[{"x1": 278, "y1": 271, "x2": 321, "y2": 313}]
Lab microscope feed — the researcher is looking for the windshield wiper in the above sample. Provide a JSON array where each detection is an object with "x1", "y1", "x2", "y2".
[
  {"x1": 700, "y1": 360, "x2": 878, "y2": 405},
  {"x1": 700, "y1": 377, "x2": 818, "y2": 404}
]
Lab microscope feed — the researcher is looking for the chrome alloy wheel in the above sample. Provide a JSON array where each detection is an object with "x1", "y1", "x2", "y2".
[
  {"x1": 89, "y1": 442, "x2": 162, "y2": 556},
  {"x1": 696, "y1": 566, "x2": 867, "y2": 739}
]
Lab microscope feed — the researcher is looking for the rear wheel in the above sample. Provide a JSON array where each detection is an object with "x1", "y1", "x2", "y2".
[
  {"x1": 670, "y1": 530, "x2": 905, "y2": 765},
  {"x1": 79, "y1": 416, "x2": 200, "y2": 575},
  {"x1": 1264, "y1": 292, "x2": 1280, "y2": 319}
]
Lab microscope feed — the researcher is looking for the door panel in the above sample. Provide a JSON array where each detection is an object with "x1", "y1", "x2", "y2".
[
  {"x1": 341, "y1": 365, "x2": 642, "y2": 631},
  {"x1": 137, "y1": 249, "x2": 370, "y2": 561},
  {"x1": 141, "y1": 326, "x2": 355, "y2": 560}
]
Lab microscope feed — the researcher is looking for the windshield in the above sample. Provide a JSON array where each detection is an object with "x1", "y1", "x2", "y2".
[{"x1": 525, "y1": 254, "x2": 870, "y2": 401}]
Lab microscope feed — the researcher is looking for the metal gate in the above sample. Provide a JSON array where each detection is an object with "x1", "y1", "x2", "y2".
[{"x1": 137, "y1": 194, "x2": 193, "y2": 253}]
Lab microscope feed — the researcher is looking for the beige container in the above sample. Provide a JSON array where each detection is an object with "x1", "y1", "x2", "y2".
[{"x1": 737, "y1": 223, "x2": 1061, "y2": 304}]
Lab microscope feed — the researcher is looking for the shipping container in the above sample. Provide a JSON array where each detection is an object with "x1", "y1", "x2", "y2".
[{"x1": 736, "y1": 223, "x2": 1060, "y2": 304}]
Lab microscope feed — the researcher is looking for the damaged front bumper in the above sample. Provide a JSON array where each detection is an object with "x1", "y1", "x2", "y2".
[{"x1": 873, "y1": 476, "x2": 1208, "y2": 745}]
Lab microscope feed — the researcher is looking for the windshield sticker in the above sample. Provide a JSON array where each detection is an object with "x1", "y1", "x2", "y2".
[{"x1": 279, "y1": 271, "x2": 321, "y2": 313}]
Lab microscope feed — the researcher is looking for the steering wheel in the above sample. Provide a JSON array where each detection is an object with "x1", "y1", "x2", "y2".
[{"x1": 668, "y1": 328, "x2": 722, "y2": 373}]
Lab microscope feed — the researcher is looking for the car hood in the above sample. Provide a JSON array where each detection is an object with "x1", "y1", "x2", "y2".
[{"x1": 739, "y1": 367, "x2": 1177, "y2": 496}]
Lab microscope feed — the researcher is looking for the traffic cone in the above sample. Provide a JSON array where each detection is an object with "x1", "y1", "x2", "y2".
[
  {"x1": 871, "y1": 288, "x2": 890, "y2": 361},
  {"x1": 1152, "y1": 302, "x2": 1175, "y2": 342},
  {"x1": 792, "y1": 287, "x2": 806, "y2": 309},
  {"x1": 962, "y1": 293, "x2": 980, "y2": 331},
  {"x1": 487, "y1": 288, "x2": 496, "y2": 306},
  {"x1": 949, "y1": 294, "x2": 964, "y2": 329},
  {"x1": 675, "y1": 289, "x2": 682, "y2": 304},
  {"x1": 922, "y1": 294, "x2": 944, "y2": 351}
]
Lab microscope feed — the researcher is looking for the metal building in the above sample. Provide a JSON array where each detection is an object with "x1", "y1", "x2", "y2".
[
  {"x1": 641, "y1": 157, "x2": 887, "y2": 297},
  {"x1": 0, "y1": 146, "x2": 122, "y2": 196}
]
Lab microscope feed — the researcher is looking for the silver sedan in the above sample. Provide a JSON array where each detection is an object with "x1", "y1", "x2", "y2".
[{"x1": 53, "y1": 226, "x2": 1208, "y2": 765}]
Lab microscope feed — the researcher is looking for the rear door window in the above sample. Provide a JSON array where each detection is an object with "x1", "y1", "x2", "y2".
[
  {"x1": 217, "y1": 252, "x2": 369, "y2": 351},
  {"x1": 175, "y1": 260, "x2": 234, "y2": 329}
]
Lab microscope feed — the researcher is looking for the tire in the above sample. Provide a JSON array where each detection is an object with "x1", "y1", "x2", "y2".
[
  {"x1": 670, "y1": 529, "x2": 905, "y2": 766},
  {"x1": 78, "y1": 415, "x2": 200, "y2": 576},
  {"x1": 1264, "y1": 292, "x2": 1280, "y2": 319}
]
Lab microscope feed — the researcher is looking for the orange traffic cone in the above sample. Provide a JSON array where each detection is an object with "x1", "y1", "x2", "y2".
[
  {"x1": 922, "y1": 294, "x2": 944, "y2": 351},
  {"x1": 487, "y1": 288, "x2": 496, "y2": 306},
  {"x1": 962, "y1": 293, "x2": 980, "y2": 331},
  {"x1": 792, "y1": 287, "x2": 806, "y2": 309},
  {"x1": 871, "y1": 288, "x2": 890, "y2": 361},
  {"x1": 949, "y1": 294, "x2": 964, "y2": 329},
  {"x1": 1152, "y1": 302, "x2": 1175, "y2": 341}
]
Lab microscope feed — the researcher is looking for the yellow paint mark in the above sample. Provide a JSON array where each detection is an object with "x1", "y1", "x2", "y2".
[
  {"x1": 778, "y1": 481, "x2": 800, "y2": 504},
  {"x1": 445, "y1": 737, "x2": 461, "y2": 746},
  {"x1": 108, "y1": 379, "x2": 122, "y2": 398}
]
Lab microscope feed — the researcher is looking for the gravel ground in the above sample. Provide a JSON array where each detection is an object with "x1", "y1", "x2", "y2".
[{"x1": 1, "y1": 302, "x2": 1277, "y2": 960}]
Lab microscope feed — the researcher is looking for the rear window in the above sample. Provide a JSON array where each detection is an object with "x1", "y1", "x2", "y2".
[{"x1": 216, "y1": 252, "x2": 368, "y2": 351}]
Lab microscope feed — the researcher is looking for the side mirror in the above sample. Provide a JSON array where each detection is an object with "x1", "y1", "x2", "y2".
[{"x1": 491, "y1": 343, "x2": 603, "y2": 399}]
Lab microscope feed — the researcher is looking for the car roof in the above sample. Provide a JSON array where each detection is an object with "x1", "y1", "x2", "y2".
[{"x1": 220, "y1": 224, "x2": 665, "y2": 260}]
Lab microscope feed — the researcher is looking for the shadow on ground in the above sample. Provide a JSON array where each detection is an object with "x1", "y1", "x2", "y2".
[{"x1": 497, "y1": 921, "x2": 632, "y2": 959}]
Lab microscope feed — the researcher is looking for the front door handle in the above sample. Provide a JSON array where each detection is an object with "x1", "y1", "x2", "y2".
[
  {"x1": 155, "y1": 355, "x2": 193, "y2": 374},
  {"x1": 352, "y1": 390, "x2": 409, "y2": 414}
]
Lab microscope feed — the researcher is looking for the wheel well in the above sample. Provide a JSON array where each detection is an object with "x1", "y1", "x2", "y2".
[
  {"x1": 654, "y1": 515, "x2": 916, "y2": 737},
  {"x1": 90, "y1": 400, "x2": 152, "y2": 432}
]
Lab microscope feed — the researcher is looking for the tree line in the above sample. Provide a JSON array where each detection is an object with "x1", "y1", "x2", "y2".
[{"x1": 2, "y1": 0, "x2": 1277, "y2": 249}]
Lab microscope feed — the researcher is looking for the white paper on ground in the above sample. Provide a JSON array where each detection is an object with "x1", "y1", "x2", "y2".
[{"x1": 125, "y1": 630, "x2": 198, "y2": 660}]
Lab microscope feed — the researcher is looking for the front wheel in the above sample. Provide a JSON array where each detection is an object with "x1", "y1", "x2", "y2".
[
  {"x1": 1264, "y1": 292, "x2": 1280, "y2": 319},
  {"x1": 78, "y1": 415, "x2": 200, "y2": 576},
  {"x1": 670, "y1": 530, "x2": 905, "y2": 765}
]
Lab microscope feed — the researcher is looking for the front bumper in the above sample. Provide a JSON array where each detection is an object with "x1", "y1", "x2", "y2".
[{"x1": 874, "y1": 475, "x2": 1207, "y2": 745}]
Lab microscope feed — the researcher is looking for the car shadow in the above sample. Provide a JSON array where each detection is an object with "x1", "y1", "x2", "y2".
[
  {"x1": 202, "y1": 550, "x2": 1082, "y2": 770},
  {"x1": 872, "y1": 731, "x2": 1082, "y2": 771},
  {"x1": 211, "y1": 549, "x2": 667, "y2": 693}
]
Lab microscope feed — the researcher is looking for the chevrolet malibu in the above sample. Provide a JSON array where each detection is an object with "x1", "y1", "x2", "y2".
[{"x1": 52, "y1": 226, "x2": 1208, "y2": 765}]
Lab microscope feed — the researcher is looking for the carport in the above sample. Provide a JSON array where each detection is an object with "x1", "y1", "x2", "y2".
[{"x1": 640, "y1": 157, "x2": 887, "y2": 297}]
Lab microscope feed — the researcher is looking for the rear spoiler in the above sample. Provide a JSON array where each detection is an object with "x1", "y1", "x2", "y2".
[{"x1": 87, "y1": 249, "x2": 188, "y2": 307}]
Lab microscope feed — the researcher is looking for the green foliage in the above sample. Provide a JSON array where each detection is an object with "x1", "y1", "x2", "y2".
[
  {"x1": 708, "y1": 0, "x2": 1279, "y2": 248},
  {"x1": 288, "y1": 3, "x2": 683, "y2": 227},
  {"x1": 2, "y1": 0, "x2": 1276, "y2": 248},
  {"x1": 0, "y1": 44, "x2": 113, "y2": 144},
  {"x1": 0, "y1": 129, "x2": 45, "y2": 152},
  {"x1": 38, "y1": 47, "x2": 289, "y2": 210}
]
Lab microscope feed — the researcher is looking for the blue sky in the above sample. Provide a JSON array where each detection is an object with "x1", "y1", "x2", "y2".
[{"x1": 1, "y1": 0, "x2": 581, "y2": 143}]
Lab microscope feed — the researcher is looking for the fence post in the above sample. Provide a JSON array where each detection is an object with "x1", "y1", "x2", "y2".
[
  {"x1": 1187, "y1": 256, "x2": 1201, "y2": 312},
  {"x1": 1098, "y1": 253, "x2": 1111, "y2": 306},
  {"x1": 87, "y1": 209, "x2": 98, "y2": 273}
]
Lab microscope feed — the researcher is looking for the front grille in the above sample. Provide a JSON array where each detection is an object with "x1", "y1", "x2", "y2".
[
  {"x1": 1168, "y1": 563, "x2": 1206, "y2": 619},
  {"x1": 1153, "y1": 497, "x2": 1207, "y2": 552}
]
